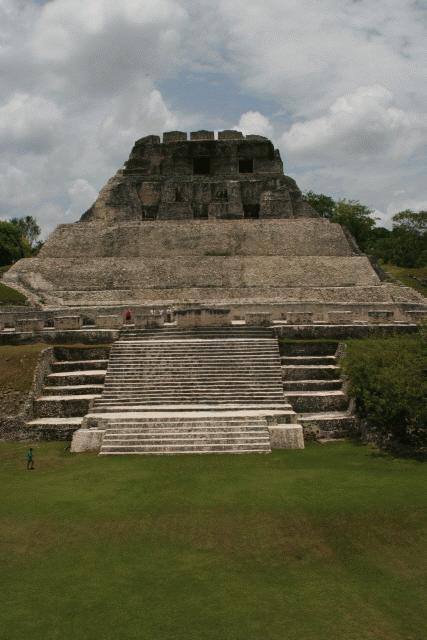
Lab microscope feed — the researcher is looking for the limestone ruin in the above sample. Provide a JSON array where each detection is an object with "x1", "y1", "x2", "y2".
[
  {"x1": 5, "y1": 130, "x2": 425, "y2": 321},
  {"x1": 1, "y1": 130, "x2": 426, "y2": 454}
]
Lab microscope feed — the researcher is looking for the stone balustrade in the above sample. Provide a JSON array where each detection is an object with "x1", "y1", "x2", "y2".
[
  {"x1": 327, "y1": 311, "x2": 354, "y2": 324},
  {"x1": 176, "y1": 308, "x2": 231, "y2": 327},
  {"x1": 54, "y1": 316, "x2": 83, "y2": 330},
  {"x1": 287, "y1": 312, "x2": 313, "y2": 324},
  {"x1": 96, "y1": 315, "x2": 123, "y2": 329},
  {"x1": 245, "y1": 312, "x2": 272, "y2": 326},
  {"x1": 367, "y1": 310, "x2": 394, "y2": 323},
  {"x1": 16, "y1": 318, "x2": 45, "y2": 333},
  {"x1": 134, "y1": 312, "x2": 165, "y2": 329}
]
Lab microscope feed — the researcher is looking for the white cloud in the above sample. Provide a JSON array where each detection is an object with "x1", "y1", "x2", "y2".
[
  {"x1": 0, "y1": 0, "x2": 425, "y2": 232},
  {"x1": 281, "y1": 85, "x2": 427, "y2": 163},
  {"x1": 65, "y1": 179, "x2": 98, "y2": 219},
  {"x1": 0, "y1": 93, "x2": 63, "y2": 152},
  {"x1": 235, "y1": 111, "x2": 274, "y2": 139}
]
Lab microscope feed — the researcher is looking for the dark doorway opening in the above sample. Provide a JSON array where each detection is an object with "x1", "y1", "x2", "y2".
[
  {"x1": 243, "y1": 204, "x2": 260, "y2": 218},
  {"x1": 193, "y1": 157, "x2": 210, "y2": 175},
  {"x1": 239, "y1": 158, "x2": 254, "y2": 173}
]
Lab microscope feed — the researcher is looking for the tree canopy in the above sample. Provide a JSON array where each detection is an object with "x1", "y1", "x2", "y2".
[
  {"x1": 0, "y1": 216, "x2": 42, "y2": 267},
  {"x1": 304, "y1": 191, "x2": 427, "y2": 267}
]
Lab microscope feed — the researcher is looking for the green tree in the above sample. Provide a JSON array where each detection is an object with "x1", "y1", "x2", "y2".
[
  {"x1": 10, "y1": 216, "x2": 41, "y2": 250},
  {"x1": 392, "y1": 209, "x2": 427, "y2": 234},
  {"x1": 0, "y1": 221, "x2": 28, "y2": 266},
  {"x1": 368, "y1": 210, "x2": 427, "y2": 267},
  {"x1": 303, "y1": 191, "x2": 336, "y2": 219},
  {"x1": 332, "y1": 199, "x2": 377, "y2": 250}
]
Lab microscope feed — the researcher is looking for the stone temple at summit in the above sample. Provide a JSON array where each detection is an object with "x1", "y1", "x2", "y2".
[{"x1": 5, "y1": 129, "x2": 424, "y2": 321}]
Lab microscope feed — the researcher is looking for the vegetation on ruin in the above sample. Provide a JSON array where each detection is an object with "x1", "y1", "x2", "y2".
[
  {"x1": 0, "y1": 216, "x2": 42, "y2": 267},
  {"x1": 0, "y1": 266, "x2": 27, "y2": 305},
  {"x1": 304, "y1": 192, "x2": 427, "y2": 275},
  {"x1": 1, "y1": 441, "x2": 426, "y2": 640},
  {"x1": 0, "y1": 280, "x2": 28, "y2": 305},
  {"x1": 343, "y1": 334, "x2": 427, "y2": 454},
  {"x1": 381, "y1": 263, "x2": 427, "y2": 297},
  {"x1": 0, "y1": 344, "x2": 47, "y2": 414}
]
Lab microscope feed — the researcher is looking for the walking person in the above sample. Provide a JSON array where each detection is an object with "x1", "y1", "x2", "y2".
[
  {"x1": 123, "y1": 308, "x2": 132, "y2": 324},
  {"x1": 26, "y1": 447, "x2": 34, "y2": 470}
]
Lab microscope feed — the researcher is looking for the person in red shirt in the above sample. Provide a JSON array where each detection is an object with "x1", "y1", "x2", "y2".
[{"x1": 123, "y1": 309, "x2": 132, "y2": 323}]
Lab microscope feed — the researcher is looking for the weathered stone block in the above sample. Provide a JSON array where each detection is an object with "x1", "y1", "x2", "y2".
[
  {"x1": 134, "y1": 312, "x2": 165, "y2": 328},
  {"x1": 176, "y1": 308, "x2": 231, "y2": 327},
  {"x1": 190, "y1": 130, "x2": 214, "y2": 141},
  {"x1": 287, "y1": 312, "x2": 313, "y2": 324},
  {"x1": 54, "y1": 316, "x2": 82, "y2": 330},
  {"x1": 328, "y1": 311, "x2": 354, "y2": 324},
  {"x1": 218, "y1": 130, "x2": 243, "y2": 140},
  {"x1": 268, "y1": 425, "x2": 305, "y2": 449},
  {"x1": 16, "y1": 318, "x2": 45, "y2": 332},
  {"x1": 135, "y1": 135, "x2": 160, "y2": 145},
  {"x1": 71, "y1": 429, "x2": 104, "y2": 452},
  {"x1": 406, "y1": 310, "x2": 427, "y2": 323},
  {"x1": 163, "y1": 131, "x2": 187, "y2": 143},
  {"x1": 245, "y1": 312, "x2": 272, "y2": 326},
  {"x1": 368, "y1": 310, "x2": 394, "y2": 323},
  {"x1": 96, "y1": 315, "x2": 122, "y2": 329}
]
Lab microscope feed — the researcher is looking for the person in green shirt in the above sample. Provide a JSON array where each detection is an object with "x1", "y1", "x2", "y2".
[{"x1": 26, "y1": 447, "x2": 34, "y2": 470}]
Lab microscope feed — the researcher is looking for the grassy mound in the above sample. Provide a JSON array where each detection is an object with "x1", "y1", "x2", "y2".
[
  {"x1": 0, "y1": 344, "x2": 47, "y2": 414},
  {"x1": 382, "y1": 263, "x2": 427, "y2": 297},
  {"x1": 1, "y1": 442, "x2": 426, "y2": 640},
  {"x1": 0, "y1": 265, "x2": 27, "y2": 305},
  {"x1": 344, "y1": 335, "x2": 427, "y2": 452}
]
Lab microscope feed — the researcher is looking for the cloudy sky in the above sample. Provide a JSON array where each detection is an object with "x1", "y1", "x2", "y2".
[{"x1": 0, "y1": 0, "x2": 426, "y2": 235}]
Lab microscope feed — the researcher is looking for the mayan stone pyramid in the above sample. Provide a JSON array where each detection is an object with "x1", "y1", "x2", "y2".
[{"x1": 5, "y1": 130, "x2": 424, "y2": 319}]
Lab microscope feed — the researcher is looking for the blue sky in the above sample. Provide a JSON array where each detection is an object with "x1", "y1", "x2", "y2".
[{"x1": 0, "y1": 0, "x2": 426, "y2": 235}]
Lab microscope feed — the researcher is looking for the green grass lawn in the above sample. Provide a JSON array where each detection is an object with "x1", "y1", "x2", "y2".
[
  {"x1": 0, "y1": 265, "x2": 27, "y2": 305},
  {"x1": 382, "y1": 263, "x2": 427, "y2": 298},
  {"x1": 1, "y1": 442, "x2": 426, "y2": 640}
]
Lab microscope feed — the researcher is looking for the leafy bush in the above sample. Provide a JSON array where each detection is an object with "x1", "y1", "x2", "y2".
[
  {"x1": 343, "y1": 334, "x2": 427, "y2": 452},
  {"x1": 0, "y1": 221, "x2": 30, "y2": 266}
]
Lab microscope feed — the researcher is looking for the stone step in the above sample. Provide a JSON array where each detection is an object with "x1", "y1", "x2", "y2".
[
  {"x1": 283, "y1": 379, "x2": 342, "y2": 391},
  {"x1": 120, "y1": 332, "x2": 273, "y2": 340},
  {"x1": 48, "y1": 371, "x2": 106, "y2": 385},
  {"x1": 281, "y1": 356, "x2": 337, "y2": 366},
  {"x1": 100, "y1": 443, "x2": 271, "y2": 454},
  {"x1": 282, "y1": 365, "x2": 340, "y2": 380},
  {"x1": 26, "y1": 416, "x2": 84, "y2": 429},
  {"x1": 285, "y1": 390, "x2": 348, "y2": 413},
  {"x1": 299, "y1": 412, "x2": 356, "y2": 437},
  {"x1": 43, "y1": 385, "x2": 104, "y2": 395},
  {"x1": 103, "y1": 379, "x2": 284, "y2": 392},
  {"x1": 92, "y1": 404, "x2": 293, "y2": 414},
  {"x1": 34, "y1": 395, "x2": 100, "y2": 418},
  {"x1": 51, "y1": 360, "x2": 108, "y2": 372},
  {"x1": 103, "y1": 433, "x2": 270, "y2": 444},
  {"x1": 96, "y1": 400, "x2": 286, "y2": 407},
  {"x1": 280, "y1": 342, "x2": 338, "y2": 357},
  {"x1": 104, "y1": 427, "x2": 267, "y2": 437}
]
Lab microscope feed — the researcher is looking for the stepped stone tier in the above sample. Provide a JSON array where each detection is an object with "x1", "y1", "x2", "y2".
[{"x1": 5, "y1": 129, "x2": 425, "y2": 318}]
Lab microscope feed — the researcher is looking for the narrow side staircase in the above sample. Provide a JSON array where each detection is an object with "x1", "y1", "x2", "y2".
[
  {"x1": 281, "y1": 341, "x2": 355, "y2": 439},
  {"x1": 26, "y1": 347, "x2": 109, "y2": 439}
]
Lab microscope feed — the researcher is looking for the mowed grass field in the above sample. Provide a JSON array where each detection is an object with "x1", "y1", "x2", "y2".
[{"x1": 0, "y1": 442, "x2": 426, "y2": 640}]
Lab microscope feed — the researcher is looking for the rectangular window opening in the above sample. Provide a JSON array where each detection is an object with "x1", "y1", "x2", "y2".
[
  {"x1": 193, "y1": 157, "x2": 210, "y2": 175},
  {"x1": 239, "y1": 158, "x2": 254, "y2": 173},
  {"x1": 243, "y1": 204, "x2": 260, "y2": 219}
]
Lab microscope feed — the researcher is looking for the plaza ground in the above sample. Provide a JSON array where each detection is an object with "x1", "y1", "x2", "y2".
[{"x1": 1, "y1": 441, "x2": 426, "y2": 640}]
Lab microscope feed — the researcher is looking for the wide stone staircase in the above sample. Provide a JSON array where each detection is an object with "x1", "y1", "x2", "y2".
[
  {"x1": 88, "y1": 327, "x2": 297, "y2": 455},
  {"x1": 27, "y1": 347, "x2": 108, "y2": 439},
  {"x1": 281, "y1": 341, "x2": 355, "y2": 439}
]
